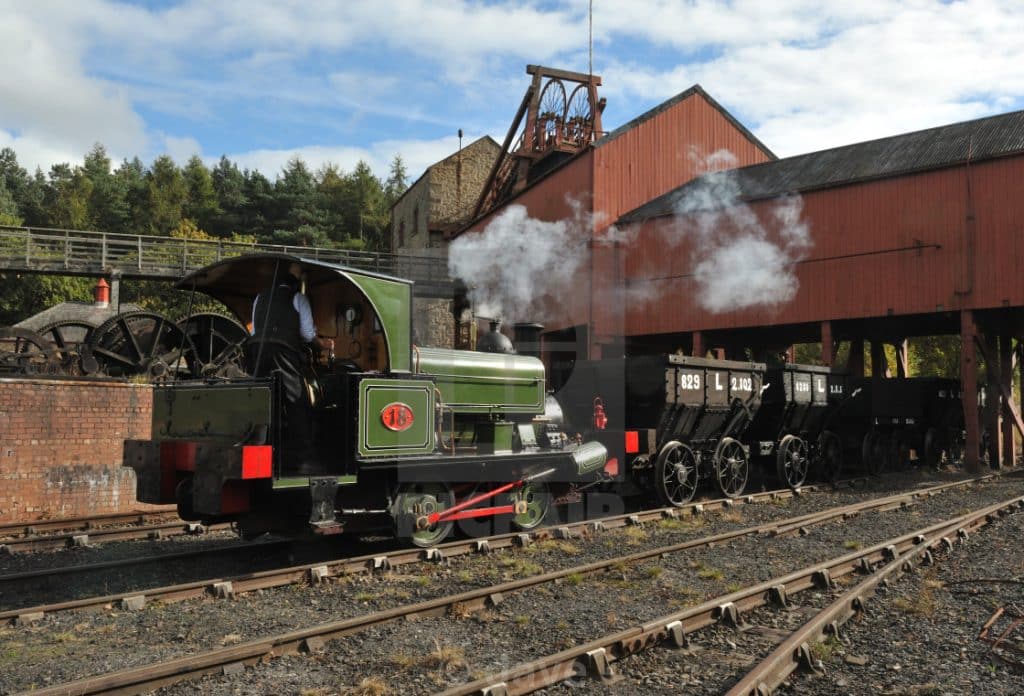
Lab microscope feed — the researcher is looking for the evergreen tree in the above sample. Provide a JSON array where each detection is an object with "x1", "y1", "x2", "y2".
[
  {"x1": 115, "y1": 157, "x2": 148, "y2": 234},
  {"x1": 144, "y1": 155, "x2": 187, "y2": 235},
  {"x1": 182, "y1": 156, "x2": 220, "y2": 233},
  {"x1": 210, "y1": 156, "x2": 248, "y2": 237},
  {"x1": 46, "y1": 163, "x2": 94, "y2": 230},
  {"x1": 384, "y1": 154, "x2": 408, "y2": 206},
  {"x1": 0, "y1": 177, "x2": 21, "y2": 225},
  {"x1": 83, "y1": 144, "x2": 131, "y2": 233}
]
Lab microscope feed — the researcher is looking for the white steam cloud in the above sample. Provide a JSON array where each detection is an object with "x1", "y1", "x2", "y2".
[
  {"x1": 670, "y1": 149, "x2": 812, "y2": 313},
  {"x1": 448, "y1": 202, "x2": 594, "y2": 323}
]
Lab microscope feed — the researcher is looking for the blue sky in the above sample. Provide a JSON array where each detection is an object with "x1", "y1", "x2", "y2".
[{"x1": 2, "y1": 0, "x2": 1023, "y2": 182}]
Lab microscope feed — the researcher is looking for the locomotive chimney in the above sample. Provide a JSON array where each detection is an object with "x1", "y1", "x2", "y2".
[
  {"x1": 93, "y1": 278, "x2": 110, "y2": 308},
  {"x1": 513, "y1": 322, "x2": 544, "y2": 358},
  {"x1": 476, "y1": 319, "x2": 515, "y2": 354}
]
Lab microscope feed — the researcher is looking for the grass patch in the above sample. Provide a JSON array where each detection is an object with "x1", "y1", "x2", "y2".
[
  {"x1": 843, "y1": 540, "x2": 863, "y2": 551},
  {"x1": 533, "y1": 539, "x2": 581, "y2": 554},
  {"x1": 809, "y1": 635, "x2": 842, "y2": 662},
  {"x1": 696, "y1": 563, "x2": 724, "y2": 581},
  {"x1": 425, "y1": 640, "x2": 466, "y2": 671},
  {"x1": 893, "y1": 588, "x2": 937, "y2": 617},
  {"x1": 658, "y1": 516, "x2": 706, "y2": 532},
  {"x1": 514, "y1": 615, "x2": 531, "y2": 626},
  {"x1": 718, "y1": 509, "x2": 743, "y2": 524},
  {"x1": 499, "y1": 557, "x2": 543, "y2": 576},
  {"x1": 354, "y1": 592, "x2": 376, "y2": 602},
  {"x1": 644, "y1": 566, "x2": 664, "y2": 579},
  {"x1": 621, "y1": 526, "x2": 648, "y2": 545},
  {"x1": 342, "y1": 677, "x2": 390, "y2": 695},
  {"x1": 564, "y1": 572, "x2": 585, "y2": 586}
]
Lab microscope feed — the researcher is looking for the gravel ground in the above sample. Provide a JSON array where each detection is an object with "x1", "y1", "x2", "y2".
[{"x1": 0, "y1": 468, "x2": 1011, "y2": 695}]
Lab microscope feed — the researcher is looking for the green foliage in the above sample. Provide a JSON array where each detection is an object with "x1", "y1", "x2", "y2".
[
  {"x1": 0, "y1": 143, "x2": 410, "y2": 322},
  {"x1": 0, "y1": 273, "x2": 94, "y2": 326}
]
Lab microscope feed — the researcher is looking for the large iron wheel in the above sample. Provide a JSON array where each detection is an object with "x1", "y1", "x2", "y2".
[
  {"x1": 37, "y1": 319, "x2": 98, "y2": 375},
  {"x1": 177, "y1": 313, "x2": 248, "y2": 378},
  {"x1": 0, "y1": 327, "x2": 58, "y2": 375},
  {"x1": 536, "y1": 78, "x2": 567, "y2": 145},
  {"x1": 88, "y1": 311, "x2": 199, "y2": 380},
  {"x1": 862, "y1": 431, "x2": 887, "y2": 476},
  {"x1": 817, "y1": 431, "x2": 843, "y2": 483},
  {"x1": 509, "y1": 480, "x2": 551, "y2": 531},
  {"x1": 655, "y1": 441, "x2": 698, "y2": 507},
  {"x1": 392, "y1": 482, "x2": 454, "y2": 548},
  {"x1": 776, "y1": 434, "x2": 809, "y2": 489},
  {"x1": 714, "y1": 437, "x2": 749, "y2": 498},
  {"x1": 565, "y1": 84, "x2": 595, "y2": 145}
]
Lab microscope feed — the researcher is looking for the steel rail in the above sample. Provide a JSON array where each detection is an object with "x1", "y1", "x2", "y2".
[
  {"x1": 0, "y1": 521, "x2": 233, "y2": 554},
  {"x1": 724, "y1": 508, "x2": 1020, "y2": 694},
  {"x1": 0, "y1": 480, "x2": 894, "y2": 625},
  {"x1": 15, "y1": 481, "x2": 1007, "y2": 694},
  {"x1": 0, "y1": 510, "x2": 179, "y2": 539},
  {"x1": 438, "y1": 494, "x2": 1024, "y2": 696},
  {"x1": 0, "y1": 477, "x2": 979, "y2": 626}
]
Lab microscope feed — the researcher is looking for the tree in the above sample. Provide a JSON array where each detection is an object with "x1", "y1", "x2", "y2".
[
  {"x1": 183, "y1": 156, "x2": 220, "y2": 233},
  {"x1": 0, "y1": 273, "x2": 93, "y2": 326},
  {"x1": 0, "y1": 176, "x2": 21, "y2": 225},
  {"x1": 144, "y1": 155, "x2": 187, "y2": 235},
  {"x1": 83, "y1": 144, "x2": 131, "y2": 233},
  {"x1": 46, "y1": 163, "x2": 94, "y2": 230},
  {"x1": 0, "y1": 147, "x2": 30, "y2": 209},
  {"x1": 384, "y1": 154, "x2": 408, "y2": 206},
  {"x1": 210, "y1": 156, "x2": 248, "y2": 237}
]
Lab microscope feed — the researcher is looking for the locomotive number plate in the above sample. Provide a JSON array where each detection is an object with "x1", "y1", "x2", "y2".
[{"x1": 381, "y1": 402, "x2": 415, "y2": 432}]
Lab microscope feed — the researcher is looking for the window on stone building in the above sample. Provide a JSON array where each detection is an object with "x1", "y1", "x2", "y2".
[{"x1": 398, "y1": 220, "x2": 406, "y2": 248}]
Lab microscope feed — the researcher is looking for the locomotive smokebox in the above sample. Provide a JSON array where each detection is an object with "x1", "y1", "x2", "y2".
[
  {"x1": 476, "y1": 320, "x2": 515, "y2": 354},
  {"x1": 513, "y1": 322, "x2": 544, "y2": 358}
]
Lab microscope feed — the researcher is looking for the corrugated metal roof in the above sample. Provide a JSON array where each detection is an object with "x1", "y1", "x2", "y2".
[
  {"x1": 620, "y1": 108, "x2": 1024, "y2": 223},
  {"x1": 597, "y1": 84, "x2": 776, "y2": 160}
]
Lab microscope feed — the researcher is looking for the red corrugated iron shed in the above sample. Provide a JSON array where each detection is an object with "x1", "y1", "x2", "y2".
[{"x1": 612, "y1": 109, "x2": 1024, "y2": 345}]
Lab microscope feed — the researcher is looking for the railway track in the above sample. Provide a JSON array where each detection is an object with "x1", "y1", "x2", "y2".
[
  {"x1": 11, "y1": 474, "x2": 1013, "y2": 695},
  {"x1": 0, "y1": 509, "x2": 178, "y2": 540},
  {"x1": 440, "y1": 497, "x2": 1022, "y2": 696},
  {"x1": 0, "y1": 479, "x2": 879, "y2": 625},
  {"x1": 0, "y1": 519, "x2": 232, "y2": 554}
]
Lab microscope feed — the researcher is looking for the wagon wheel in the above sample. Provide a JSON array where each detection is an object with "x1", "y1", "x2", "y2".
[
  {"x1": 392, "y1": 482, "x2": 454, "y2": 548},
  {"x1": 37, "y1": 319, "x2": 98, "y2": 375},
  {"x1": 862, "y1": 431, "x2": 887, "y2": 476},
  {"x1": 565, "y1": 84, "x2": 594, "y2": 145},
  {"x1": 776, "y1": 434, "x2": 809, "y2": 489},
  {"x1": 177, "y1": 313, "x2": 249, "y2": 378},
  {"x1": 0, "y1": 327, "x2": 59, "y2": 375},
  {"x1": 88, "y1": 311, "x2": 199, "y2": 380},
  {"x1": 889, "y1": 429, "x2": 913, "y2": 470},
  {"x1": 817, "y1": 431, "x2": 843, "y2": 483},
  {"x1": 654, "y1": 440, "x2": 698, "y2": 507},
  {"x1": 536, "y1": 78, "x2": 567, "y2": 146},
  {"x1": 509, "y1": 480, "x2": 551, "y2": 531},
  {"x1": 714, "y1": 437, "x2": 749, "y2": 498}
]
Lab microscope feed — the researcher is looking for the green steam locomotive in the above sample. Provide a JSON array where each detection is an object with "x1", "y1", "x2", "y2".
[{"x1": 124, "y1": 253, "x2": 611, "y2": 546}]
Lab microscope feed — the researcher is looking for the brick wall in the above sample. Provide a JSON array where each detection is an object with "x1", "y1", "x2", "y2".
[{"x1": 0, "y1": 378, "x2": 159, "y2": 522}]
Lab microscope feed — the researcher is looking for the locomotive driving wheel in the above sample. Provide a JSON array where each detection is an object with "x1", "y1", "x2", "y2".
[
  {"x1": 655, "y1": 440, "x2": 698, "y2": 507},
  {"x1": 714, "y1": 437, "x2": 749, "y2": 498},
  {"x1": 88, "y1": 311, "x2": 199, "y2": 380},
  {"x1": 393, "y1": 482, "x2": 455, "y2": 548},
  {"x1": 177, "y1": 313, "x2": 248, "y2": 377},
  {"x1": 776, "y1": 434, "x2": 809, "y2": 488},
  {"x1": 817, "y1": 431, "x2": 843, "y2": 483},
  {"x1": 510, "y1": 480, "x2": 550, "y2": 531}
]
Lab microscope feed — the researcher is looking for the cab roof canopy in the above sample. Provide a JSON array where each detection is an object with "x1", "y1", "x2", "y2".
[{"x1": 178, "y1": 253, "x2": 413, "y2": 371}]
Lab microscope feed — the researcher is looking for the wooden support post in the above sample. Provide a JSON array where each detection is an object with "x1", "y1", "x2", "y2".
[
  {"x1": 820, "y1": 321, "x2": 833, "y2": 367},
  {"x1": 692, "y1": 331, "x2": 704, "y2": 358},
  {"x1": 847, "y1": 339, "x2": 864, "y2": 377},
  {"x1": 870, "y1": 341, "x2": 889, "y2": 378},
  {"x1": 961, "y1": 311, "x2": 981, "y2": 472},
  {"x1": 895, "y1": 339, "x2": 909, "y2": 378},
  {"x1": 984, "y1": 333, "x2": 1001, "y2": 468},
  {"x1": 1000, "y1": 334, "x2": 1015, "y2": 469}
]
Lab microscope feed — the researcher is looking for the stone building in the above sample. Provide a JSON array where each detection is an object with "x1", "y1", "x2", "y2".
[{"x1": 391, "y1": 136, "x2": 500, "y2": 348}]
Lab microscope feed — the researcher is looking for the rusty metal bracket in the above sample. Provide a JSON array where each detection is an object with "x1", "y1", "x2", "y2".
[
  {"x1": 714, "y1": 602, "x2": 743, "y2": 628},
  {"x1": 769, "y1": 584, "x2": 789, "y2": 608},
  {"x1": 812, "y1": 568, "x2": 836, "y2": 590},
  {"x1": 665, "y1": 620, "x2": 688, "y2": 648}
]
